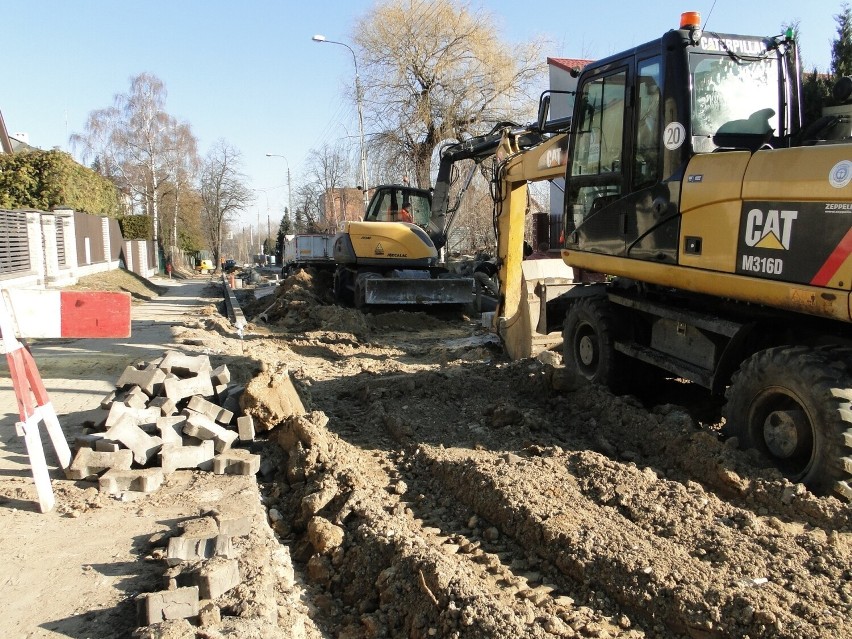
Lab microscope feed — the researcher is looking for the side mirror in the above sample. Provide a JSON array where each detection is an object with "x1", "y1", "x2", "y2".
[
  {"x1": 536, "y1": 90, "x2": 574, "y2": 134},
  {"x1": 537, "y1": 94, "x2": 552, "y2": 132}
]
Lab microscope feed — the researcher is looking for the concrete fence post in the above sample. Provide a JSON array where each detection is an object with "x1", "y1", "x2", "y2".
[
  {"x1": 25, "y1": 211, "x2": 45, "y2": 286},
  {"x1": 125, "y1": 240, "x2": 135, "y2": 273},
  {"x1": 62, "y1": 211, "x2": 79, "y2": 274},
  {"x1": 40, "y1": 213, "x2": 60, "y2": 285}
]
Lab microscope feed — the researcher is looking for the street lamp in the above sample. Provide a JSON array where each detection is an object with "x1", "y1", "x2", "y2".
[
  {"x1": 312, "y1": 34, "x2": 369, "y2": 210},
  {"x1": 265, "y1": 153, "x2": 295, "y2": 231},
  {"x1": 253, "y1": 188, "x2": 270, "y2": 254}
]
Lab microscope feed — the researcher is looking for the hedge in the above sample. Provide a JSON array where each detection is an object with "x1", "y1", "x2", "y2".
[{"x1": 0, "y1": 149, "x2": 124, "y2": 217}]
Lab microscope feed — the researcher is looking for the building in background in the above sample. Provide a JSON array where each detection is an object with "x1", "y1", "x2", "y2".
[
  {"x1": 544, "y1": 58, "x2": 592, "y2": 247},
  {"x1": 319, "y1": 187, "x2": 363, "y2": 232}
]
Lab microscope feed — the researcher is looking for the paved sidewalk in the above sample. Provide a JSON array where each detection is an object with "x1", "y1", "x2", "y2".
[
  {"x1": 0, "y1": 278, "x2": 221, "y2": 480},
  {"x1": 0, "y1": 277, "x2": 226, "y2": 639}
]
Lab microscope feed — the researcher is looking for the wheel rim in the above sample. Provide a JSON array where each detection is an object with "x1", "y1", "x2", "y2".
[
  {"x1": 750, "y1": 388, "x2": 815, "y2": 479},
  {"x1": 574, "y1": 322, "x2": 599, "y2": 377}
]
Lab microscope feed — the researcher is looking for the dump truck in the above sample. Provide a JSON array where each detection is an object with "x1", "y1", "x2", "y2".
[
  {"x1": 488, "y1": 12, "x2": 852, "y2": 499},
  {"x1": 281, "y1": 234, "x2": 335, "y2": 276}
]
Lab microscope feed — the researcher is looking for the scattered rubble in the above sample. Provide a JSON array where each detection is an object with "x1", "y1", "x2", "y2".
[{"x1": 62, "y1": 349, "x2": 319, "y2": 637}]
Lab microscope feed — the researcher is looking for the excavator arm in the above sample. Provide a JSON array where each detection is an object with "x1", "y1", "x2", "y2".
[
  {"x1": 491, "y1": 128, "x2": 576, "y2": 358},
  {"x1": 428, "y1": 123, "x2": 544, "y2": 249}
]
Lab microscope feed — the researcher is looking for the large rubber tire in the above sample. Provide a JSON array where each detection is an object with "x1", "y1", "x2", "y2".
[
  {"x1": 333, "y1": 269, "x2": 353, "y2": 306},
  {"x1": 724, "y1": 346, "x2": 852, "y2": 500},
  {"x1": 353, "y1": 272, "x2": 383, "y2": 310},
  {"x1": 354, "y1": 279, "x2": 367, "y2": 309},
  {"x1": 562, "y1": 296, "x2": 621, "y2": 388}
]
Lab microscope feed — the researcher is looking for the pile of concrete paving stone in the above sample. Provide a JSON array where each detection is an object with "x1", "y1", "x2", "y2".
[
  {"x1": 67, "y1": 349, "x2": 259, "y2": 494},
  {"x1": 65, "y1": 350, "x2": 300, "y2": 633}
]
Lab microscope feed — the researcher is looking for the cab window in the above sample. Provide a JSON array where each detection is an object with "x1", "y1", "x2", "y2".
[
  {"x1": 634, "y1": 58, "x2": 661, "y2": 188},
  {"x1": 572, "y1": 70, "x2": 626, "y2": 176},
  {"x1": 568, "y1": 69, "x2": 627, "y2": 226},
  {"x1": 364, "y1": 188, "x2": 431, "y2": 225},
  {"x1": 691, "y1": 52, "x2": 779, "y2": 150}
]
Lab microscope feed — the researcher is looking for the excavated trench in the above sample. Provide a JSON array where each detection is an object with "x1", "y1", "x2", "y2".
[{"x1": 224, "y1": 269, "x2": 852, "y2": 639}]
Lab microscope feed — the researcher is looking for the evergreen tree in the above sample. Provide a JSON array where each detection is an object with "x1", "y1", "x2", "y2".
[
  {"x1": 800, "y1": 4, "x2": 852, "y2": 126},
  {"x1": 832, "y1": 3, "x2": 852, "y2": 78},
  {"x1": 275, "y1": 211, "x2": 293, "y2": 266}
]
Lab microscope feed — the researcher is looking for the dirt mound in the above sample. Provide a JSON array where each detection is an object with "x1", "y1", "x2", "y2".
[
  {"x1": 239, "y1": 268, "x2": 340, "y2": 328},
  {"x1": 240, "y1": 268, "x2": 460, "y2": 340},
  {"x1": 65, "y1": 267, "x2": 167, "y2": 302},
  {"x1": 250, "y1": 325, "x2": 852, "y2": 639}
]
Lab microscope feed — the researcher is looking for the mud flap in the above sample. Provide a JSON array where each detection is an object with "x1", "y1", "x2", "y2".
[{"x1": 363, "y1": 276, "x2": 474, "y2": 305}]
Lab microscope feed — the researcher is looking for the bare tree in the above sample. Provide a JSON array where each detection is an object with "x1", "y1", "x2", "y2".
[
  {"x1": 353, "y1": 0, "x2": 546, "y2": 187},
  {"x1": 160, "y1": 182, "x2": 204, "y2": 253},
  {"x1": 200, "y1": 140, "x2": 253, "y2": 268},
  {"x1": 72, "y1": 74, "x2": 197, "y2": 267},
  {"x1": 160, "y1": 121, "x2": 201, "y2": 253},
  {"x1": 303, "y1": 142, "x2": 353, "y2": 231}
]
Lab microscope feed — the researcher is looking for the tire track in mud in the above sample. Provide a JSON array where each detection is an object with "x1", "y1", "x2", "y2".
[
  {"x1": 246, "y1": 301, "x2": 851, "y2": 639},
  {"x1": 264, "y1": 412, "x2": 640, "y2": 638},
  {"x1": 419, "y1": 445, "x2": 849, "y2": 638}
]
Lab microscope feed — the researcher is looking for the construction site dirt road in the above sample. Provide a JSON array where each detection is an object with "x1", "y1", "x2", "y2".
[{"x1": 1, "y1": 269, "x2": 851, "y2": 638}]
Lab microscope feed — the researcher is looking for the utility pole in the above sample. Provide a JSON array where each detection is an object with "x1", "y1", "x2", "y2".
[{"x1": 265, "y1": 153, "x2": 296, "y2": 231}]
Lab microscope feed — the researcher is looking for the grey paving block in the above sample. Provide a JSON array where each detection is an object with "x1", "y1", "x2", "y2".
[
  {"x1": 137, "y1": 586, "x2": 199, "y2": 625},
  {"x1": 66, "y1": 448, "x2": 133, "y2": 480}
]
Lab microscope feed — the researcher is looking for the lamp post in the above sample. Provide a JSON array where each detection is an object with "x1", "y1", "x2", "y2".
[
  {"x1": 253, "y1": 189, "x2": 270, "y2": 254},
  {"x1": 265, "y1": 153, "x2": 295, "y2": 231},
  {"x1": 312, "y1": 34, "x2": 369, "y2": 211}
]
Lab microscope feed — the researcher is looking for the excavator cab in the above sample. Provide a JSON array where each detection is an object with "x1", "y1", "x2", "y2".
[
  {"x1": 364, "y1": 185, "x2": 431, "y2": 226},
  {"x1": 563, "y1": 23, "x2": 800, "y2": 263}
]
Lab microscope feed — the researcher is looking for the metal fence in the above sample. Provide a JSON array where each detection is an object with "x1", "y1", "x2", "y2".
[
  {"x1": 0, "y1": 208, "x2": 156, "y2": 288},
  {"x1": 0, "y1": 210, "x2": 31, "y2": 277}
]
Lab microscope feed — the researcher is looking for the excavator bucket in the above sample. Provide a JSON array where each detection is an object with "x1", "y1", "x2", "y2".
[
  {"x1": 498, "y1": 259, "x2": 577, "y2": 360},
  {"x1": 360, "y1": 274, "x2": 474, "y2": 306}
]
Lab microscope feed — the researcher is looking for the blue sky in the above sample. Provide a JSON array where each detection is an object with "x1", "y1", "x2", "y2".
[{"x1": 5, "y1": 1, "x2": 841, "y2": 230}]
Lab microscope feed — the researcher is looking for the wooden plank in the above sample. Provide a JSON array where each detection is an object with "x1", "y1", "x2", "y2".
[{"x1": 19, "y1": 415, "x2": 55, "y2": 513}]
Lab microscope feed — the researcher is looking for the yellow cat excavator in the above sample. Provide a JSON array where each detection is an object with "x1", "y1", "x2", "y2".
[{"x1": 489, "y1": 13, "x2": 852, "y2": 499}]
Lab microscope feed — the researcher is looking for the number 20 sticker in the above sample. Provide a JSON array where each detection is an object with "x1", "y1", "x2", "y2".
[{"x1": 664, "y1": 122, "x2": 686, "y2": 150}]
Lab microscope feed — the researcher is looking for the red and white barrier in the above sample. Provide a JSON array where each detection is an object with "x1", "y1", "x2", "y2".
[
  {"x1": 1, "y1": 288, "x2": 132, "y2": 512},
  {"x1": 2, "y1": 289, "x2": 131, "y2": 338}
]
